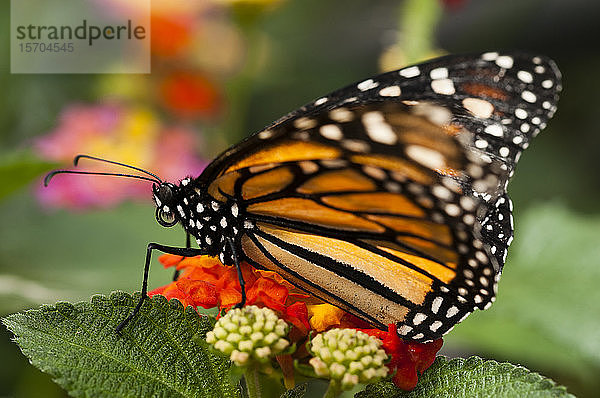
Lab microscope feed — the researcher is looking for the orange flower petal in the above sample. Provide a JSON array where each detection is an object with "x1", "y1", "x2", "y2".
[
  {"x1": 285, "y1": 301, "x2": 310, "y2": 333},
  {"x1": 158, "y1": 254, "x2": 185, "y2": 268},
  {"x1": 219, "y1": 288, "x2": 243, "y2": 308},
  {"x1": 307, "y1": 303, "x2": 346, "y2": 332},
  {"x1": 247, "y1": 278, "x2": 289, "y2": 306},
  {"x1": 177, "y1": 279, "x2": 218, "y2": 308},
  {"x1": 254, "y1": 268, "x2": 297, "y2": 291}
]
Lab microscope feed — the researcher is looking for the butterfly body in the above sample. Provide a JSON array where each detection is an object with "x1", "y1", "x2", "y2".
[
  {"x1": 153, "y1": 178, "x2": 246, "y2": 265},
  {"x1": 48, "y1": 52, "x2": 561, "y2": 342}
]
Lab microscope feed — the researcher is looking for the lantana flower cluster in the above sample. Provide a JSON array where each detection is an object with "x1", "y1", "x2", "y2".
[
  {"x1": 150, "y1": 255, "x2": 443, "y2": 392},
  {"x1": 206, "y1": 306, "x2": 290, "y2": 368},
  {"x1": 308, "y1": 328, "x2": 389, "y2": 390}
]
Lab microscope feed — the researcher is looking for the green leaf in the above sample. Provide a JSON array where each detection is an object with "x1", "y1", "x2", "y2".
[
  {"x1": 356, "y1": 356, "x2": 574, "y2": 398},
  {"x1": 0, "y1": 151, "x2": 56, "y2": 201},
  {"x1": 2, "y1": 292, "x2": 241, "y2": 398},
  {"x1": 446, "y1": 204, "x2": 600, "y2": 388},
  {"x1": 0, "y1": 194, "x2": 183, "y2": 315}
]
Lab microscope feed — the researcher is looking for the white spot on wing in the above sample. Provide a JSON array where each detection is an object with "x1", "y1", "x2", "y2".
[
  {"x1": 399, "y1": 66, "x2": 420, "y2": 78},
  {"x1": 495, "y1": 55, "x2": 514, "y2": 69},
  {"x1": 515, "y1": 108, "x2": 528, "y2": 119},
  {"x1": 462, "y1": 98, "x2": 494, "y2": 118},
  {"x1": 475, "y1": 139, "x2": 488, "y2": 149},
  {"x1": 293, "y1": 117, "x2": 317, "y2": 130},
  {"x1": 430, "y1": 67, "x2": 448, "y2": 80},
  {"x1": 319, "y1": 124, "x2": 343, "y2": 140},
  {"x1": 517, "y1": 70, "x2": 533, "y2": 83},
  {"x1": 341, "y1": 139, "x2": 370, "y2": 152},
  {"x1": 446, "y1": 306, "x2": 459, "y2": 318},
  {"x1": 298, "y1": 161, "x2": 319, "y2": 174},
  {"x1": 512, "y1": 135, "x2": 523, "y2": 144},
  {"x1": 258, "y1": 130, "x2": 274, "y2": 139},
  {"x1": 431, "y1": 297, "x2": 443, "y2": 314},
  {"x1": 432, "y1": 185, "x2": 452, "y2": 200},
  {"x1": 362, "y1": 111, "x2": 397, "y2": 145},
  {"x1": 378, "y1": 85, "x2": 401, "y2": 97},
  {"x1": 410, "y1": 102, "x2": 452, "y2": 126},
  {"x1": 430, "y1": 321, "x2": 443, "y2": 332},
  {"x1": 397, "y1": 325, "x2": 412, "y2": 335},
  {"x1": 329, "y1": 107, "x2": 354, "y2": 123},
  {"x1": 413, "y1": 313, "x2": 427, "y2": 325},
  {"x1": 405, "y1": 145, "x2": 446, "y2": 169},
  {"x1": 542, "y1": 79, "x2": 553, "y2": 89},
  {"x1": 521, "y1": 90, "x2": 537, "y2": 103},
  {"x1": 484, "y1": 124, "x2": 504, "y2": 137},
  {"x1": 481, "y1": 52, "x2": 499, "y2": 61},
  {"x1": 357, "y1": 79, "x2": 379, "y2": 91},
  {"x1": 431, "y1": 79, "x2": 455, "y2": 95}
]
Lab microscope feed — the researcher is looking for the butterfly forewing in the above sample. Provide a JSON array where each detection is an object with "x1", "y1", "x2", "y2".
[{"x1": 290, "y1": 52, "x2": 561, "y2": 178}]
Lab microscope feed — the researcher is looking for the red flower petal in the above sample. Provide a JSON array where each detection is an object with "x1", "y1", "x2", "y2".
[
  {"x1": 360, "y1": 324, "x2": 443, "y2": 391},
  {"x1": 160, "y1": 72, "x2": 220, "y2": 118}
]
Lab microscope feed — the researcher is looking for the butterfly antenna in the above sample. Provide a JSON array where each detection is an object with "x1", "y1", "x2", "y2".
[
  {"x1": 73, "y1": 154, "x2": 163, "y2": 183},
  {"x1": 44, "y1": 170, "x2": 161, "y2": 187}
]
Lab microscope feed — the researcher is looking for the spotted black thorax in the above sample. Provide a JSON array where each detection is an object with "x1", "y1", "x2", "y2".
[{"x1": 153, "y1": 176, "x2": 247, "y2": 265}]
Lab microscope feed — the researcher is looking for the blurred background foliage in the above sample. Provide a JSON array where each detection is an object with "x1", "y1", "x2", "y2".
[{"x1": 1, "y1": 0, "x2": 599, "y2": 397}]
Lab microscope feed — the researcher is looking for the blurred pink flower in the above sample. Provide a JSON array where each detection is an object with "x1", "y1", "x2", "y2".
[{"x1": 36, "y1": 103, "x2": 207, "y2": 209}]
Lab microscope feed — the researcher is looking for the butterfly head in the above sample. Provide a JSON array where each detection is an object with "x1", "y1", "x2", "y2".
[{"x1": 153, "y1": 182, "x2": 180, "y2": 227}]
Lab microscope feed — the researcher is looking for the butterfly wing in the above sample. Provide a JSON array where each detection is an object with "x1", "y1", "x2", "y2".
[
  {"x1": 203, "y1": 52, "x2": 561, "y2": 186},
  {"x1": 197, "y1": 52, "x2": 561, "y2": 341}
]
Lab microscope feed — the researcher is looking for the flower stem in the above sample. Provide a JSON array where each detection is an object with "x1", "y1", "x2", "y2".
[
  {"x1": 244, "y1": 363, "x2": 261, "y2": 398},
  {"x1": 323, "y1": 380, "x2": 341, "y2": 398}
]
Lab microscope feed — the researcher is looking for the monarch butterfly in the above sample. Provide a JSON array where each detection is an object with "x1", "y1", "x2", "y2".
[{"x1": 45, "y1": 52, "x2": 561, "y2": 342}]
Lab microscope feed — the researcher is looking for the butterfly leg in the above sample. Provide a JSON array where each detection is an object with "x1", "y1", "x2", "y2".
[
  {"x1": 116, "y1": 242, "x2": 205, "y2": 335},
  {"x1": 172, "y1": 232, "x2": 191, "y2": 281},
  {"x1": 227, "y1": 238, "x2": 246, "y2": 309}
]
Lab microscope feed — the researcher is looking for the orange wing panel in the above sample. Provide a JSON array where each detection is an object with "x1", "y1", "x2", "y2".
[
  {"x1": 366, "y1": 214, "x2": 453, "y2": 246},
  {"x1": 247, "y1": 197, "x2": 385, "y2": 232},
  {"x1": 207, "y1": 171, "x2": 240, "y2": 201},
  {"x1": 242, "y1": 166, "x2": 295, "y2": 200},
  {"x1": 257, "y1": 223, "x2": 432, "y2": 305},
  {"x1": 322, "y1": 192, "x2": 426, "y2": 217},
  {"x1": 350, "y1": 154, "x2": 434, "y2": 185},
  {"x1": 224, "y1": 141, "x2": 341, "y2": 174},
  {"x1": 298, "y1": 169, "x2": 377, "y2": 194}
]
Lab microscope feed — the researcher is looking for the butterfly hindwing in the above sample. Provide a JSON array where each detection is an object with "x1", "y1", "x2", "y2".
[{"x1": 204, "y1": 101, "x2": 503, "y2": 342}]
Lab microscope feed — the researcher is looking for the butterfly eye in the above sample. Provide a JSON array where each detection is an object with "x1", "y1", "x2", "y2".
[{"x1": 156, "y1": 207, "x2": 177, "y2": 227}]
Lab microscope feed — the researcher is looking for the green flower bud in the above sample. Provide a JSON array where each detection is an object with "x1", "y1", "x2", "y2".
[
  {"x1": 207, "y1": 305, "x2": 291, "y2": 367},
  {"x1": 308, "y1": 328, "x2": 389, "y2": 391}
]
